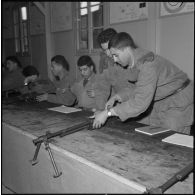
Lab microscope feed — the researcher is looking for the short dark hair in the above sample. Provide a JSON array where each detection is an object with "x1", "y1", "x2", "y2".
[
  {"x1": 97, "y1": 28, "x2": 117, "y2": 45},
  {"x1": 108, "y1": 32, "x2": 138, "y2": 50},
  {"x1": 22, "y1": 65, "x2": 39, "y2": 77},
  {"x1": 77, "y1": 55, "x2": 96, "y2": 73},
  {"x1": 51, "y1": 55, "x2": 70, "y2": 71},
  {"x1": 5, "y1": 56, "x2": 22, "y2": 68}
]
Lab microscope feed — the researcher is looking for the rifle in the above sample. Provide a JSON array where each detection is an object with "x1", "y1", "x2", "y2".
[
  {"x1": 30, "y1": 120, "x2": 93, "y2": 178},
  {"x1": 144, "y1": 162, "x2": 193, "y2": 194}
]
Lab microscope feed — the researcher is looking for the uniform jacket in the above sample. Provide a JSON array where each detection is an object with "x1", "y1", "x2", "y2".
[
  {"x1": 20, "y1": 77, "x2": 56, "y2": 95},
  {"x1": 3, "y1": 68, "x2": 24, "y2": 91},
  {"x1": 47, "y1": 72, "x2": 76, "y2": 105},
  {"x1": 113, "y1": 48, "x2": 193, "y2": 133},
  {"x1": 71, "y1": 73, "x2": 98, "y2": 109},
  {"x1": 95, "y1": 54, "x2": 138, "y2": 110}
]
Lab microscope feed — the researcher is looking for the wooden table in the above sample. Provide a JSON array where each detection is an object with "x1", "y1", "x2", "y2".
[{"x1": 2, "y1": 97, "x2": 193, "y2": 193}]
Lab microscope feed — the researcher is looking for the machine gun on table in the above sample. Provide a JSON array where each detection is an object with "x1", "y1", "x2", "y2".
[
  {"x1": 144, "y1": 161, "x2": 193, "y2": 194},
  {"x1": 30, "y1": 120, "x2": 93, "y2": 178}
]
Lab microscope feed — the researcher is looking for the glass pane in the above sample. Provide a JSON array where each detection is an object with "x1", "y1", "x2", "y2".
[
  {"x1": 15, "y1": 38, "x2": 20, "y2": 53},
  {"x1": 90, "y1": 2, "x2": 100, "y2": 6},
  {"x1": 13, "y1": 9, "x2": 19, "y2": 24},
  {"x1": 14, "y1": 24, "x2": 19, "y2": 38},
  {"x1": 21, "y1": 6, "x2": 27, "y2": 21},
  {"x1": 80, "y1": 8, "x2": 88, "y2": 16},
  {"x1": 21, "y1": 38, "x2": 25, "y2": 53},
  {"x1": 22, "y1": 22, "x2": 28, "y2": 37},
  {"x1": 91, "y1": 5, "x2": 103, "y2": 27},
  {"x1": 80, "y1": 30, "x2": 88, "y2": 49},
  {"x1": 93, "y1": 28, "x2": 103, "y2": 49},
  {"x1": 24, "y1": 37, "x2": 28, "y2": 52},
  {"x1": 81, "y1": 15, "x2": 88, "y2": 29},
  {"x1": 80, "y1": 2, "x2": 87, "y2": 8}
]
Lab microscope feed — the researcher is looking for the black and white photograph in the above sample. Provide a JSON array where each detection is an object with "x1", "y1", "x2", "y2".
[{"x1": 1, "y1": 2, "x2": 194, "y2": 194}]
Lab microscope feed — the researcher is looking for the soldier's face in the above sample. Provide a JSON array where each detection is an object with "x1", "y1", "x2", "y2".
[
  {"x1": 101, "y1": 42, "x2": 112, "y2": 57},
  {"x1": 79, "y1": 65, "x2": 93, "y2": 79},
  {"x1": 110, "y1": 47, "x2": 131, "y2": 67},
  {"x1": 6, "y1": 60, "x2": 17, "y2": 72},
  {"x1": 51, "y1": 61, "x2": 62, "y2": 76}
]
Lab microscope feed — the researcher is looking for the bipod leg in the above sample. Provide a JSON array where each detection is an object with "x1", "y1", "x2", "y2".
[
  {"x1": 30, "y1": 142, "x2": 41, "y2": 165},
  {"x1": 44, "y1": 141, "x2": 62, "y2": 178}
]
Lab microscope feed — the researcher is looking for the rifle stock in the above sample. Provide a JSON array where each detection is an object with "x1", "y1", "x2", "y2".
[{"x1": 145, "y1": 162, "x2": 193, "y2": 194}]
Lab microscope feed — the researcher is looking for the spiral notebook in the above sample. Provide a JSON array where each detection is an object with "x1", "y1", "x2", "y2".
[{"x1": 135, "y1": 126, "x2": 171, "y2": 136}]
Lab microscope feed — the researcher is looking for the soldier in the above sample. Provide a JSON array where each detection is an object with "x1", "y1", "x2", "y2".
[
  {"x1": 95, "y1": 28, "x2": 138, "y2": 110},
  {"x1": 93, "y1": 32, "x2": 194, "y2": 135}
]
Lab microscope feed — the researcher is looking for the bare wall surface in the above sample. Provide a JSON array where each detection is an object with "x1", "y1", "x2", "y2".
[{"x1": 157, "y1": 13, "x2": 194, "y2": 80}]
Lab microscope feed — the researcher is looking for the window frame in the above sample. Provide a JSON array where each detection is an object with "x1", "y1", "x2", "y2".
[
  {"x1": 13, "y1": 2, "x2": 30, "y2": 57},
  {"x1": 75, "y1": 2, "x2": 107, "y2": 55}
]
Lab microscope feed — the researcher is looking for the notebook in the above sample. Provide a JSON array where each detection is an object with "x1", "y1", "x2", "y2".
[
  {"x1": 48, "y1": 105, "x2": 82, "y2": 114},
  {"x1": 162, "y1": 133, "x2": 193, "y2": 148},
  {"x1": 135, "y1": 126, "x2": 171, "y2": 136}
]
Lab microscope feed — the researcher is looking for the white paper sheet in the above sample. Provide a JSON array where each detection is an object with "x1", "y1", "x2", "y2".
[
  {"x1": 48, "y1": 105, "x2": 82, "y2": 114},
  {"x1": 162, "y1": 133, "x2": 193, "y2": 148}
]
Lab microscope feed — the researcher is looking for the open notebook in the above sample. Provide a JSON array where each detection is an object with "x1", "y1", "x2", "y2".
[
  {"x1": 162, "y1": 133, "x2": 193, "y2": 148},
  {"x1": 48, "y1": 105, "x2": 82, "y2": 114},
  {"x1": 135, "y1": 126, "x2": 171, "y2": 136}
]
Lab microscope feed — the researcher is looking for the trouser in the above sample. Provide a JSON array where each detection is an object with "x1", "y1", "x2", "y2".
[{"x1": 138, "y1": 82, "x2": 194, "y2": 135}]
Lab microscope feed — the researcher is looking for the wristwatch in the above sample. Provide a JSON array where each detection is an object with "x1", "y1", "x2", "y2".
[{"x1": 107, "y1": 108, "x2": 112, "y2": 117}]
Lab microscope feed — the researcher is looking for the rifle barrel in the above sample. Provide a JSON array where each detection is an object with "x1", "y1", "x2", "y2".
[{"x1": 33, "y1": 120, "x2": 91, "y2": 145}]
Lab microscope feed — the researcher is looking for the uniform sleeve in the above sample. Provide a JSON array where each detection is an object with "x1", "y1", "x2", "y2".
[
  {"x1": 99, "y1": 52, "x2": 107, "y2": 74},
  {"x1": 94, "y1": 71, "x2": 112, "y2": 110},
  {"x1": 113, "y1": 64, "x2": 158, "y2": 121},
  {"x1": 47, "y1": 88, "x2": 76, "y2": 106},
  {"x1": 3, "y1": 72, "x2": 24, "y2": 91}
]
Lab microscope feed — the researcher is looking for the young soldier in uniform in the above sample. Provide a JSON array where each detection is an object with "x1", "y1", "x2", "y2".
[
  {"x1": 36, "y1": 55, "x2": 76, "y2": 106},
  {"x1": 3, "y1": 56, "x2": 24, "y2": 93},
  {"x1": 93, "y1": 32, "x2": 194, "y2": 135},
  {"x1": 20, "y1": 65, "x2": 56, "y2": 95},
  {"x1": 70, "y1": 55, "x2": 98, "y2": 111},
  {"x1": 95, "y1": 28, "x2": 138, "y2": 110}
]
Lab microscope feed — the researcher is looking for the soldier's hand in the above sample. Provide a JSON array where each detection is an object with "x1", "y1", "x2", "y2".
[{"x1": 105, "y1": 94, "x2": 122, "y2": 110}]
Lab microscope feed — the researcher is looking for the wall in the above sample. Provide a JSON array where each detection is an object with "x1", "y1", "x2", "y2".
[
  {"x1": 2, "y1": 2, "x2": 194, "y2": 81},
  {"x1": 51, "y1": 2, "x2": 194, "y2": 81},
  {"x1": 157, "y1": 12, "x2": 194, "y2": 80}
]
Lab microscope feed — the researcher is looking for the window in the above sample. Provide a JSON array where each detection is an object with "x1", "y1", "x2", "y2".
[
  {"x1": 75, "y1": 2, "x2": 104, "y2": 54},
  {"x1": 13, "y1": 4, "x2": 30, "y2": 55}
]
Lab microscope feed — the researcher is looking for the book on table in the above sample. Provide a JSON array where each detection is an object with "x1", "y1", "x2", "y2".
[
  {"x1": 135, "y1": 125, "x2": 172, "y2": 136},
  {"x1": 48, "y1": 105, "x2": 82, "y2": 114},
  {"x1": 162, "y1": 133, "x2": 193, "y2": 148}
]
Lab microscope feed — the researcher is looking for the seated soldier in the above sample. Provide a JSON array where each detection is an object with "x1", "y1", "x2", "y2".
[
  {"x1": 36, "y1": 55, "x2": 76, "y2": 106},
  {"x1": 2, "y1": 56, "x2": 24, "y2": 95},
  {"x1": 69, "y1": 55, "x2": 98, "y2": 111},
  {"x1": 20, "y1": 65, "x2": 56, "y2": 95}
]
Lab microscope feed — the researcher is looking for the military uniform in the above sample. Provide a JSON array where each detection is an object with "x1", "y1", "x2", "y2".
[
  {"x1": 20, "y1": 77, "x2": 56, "y2": 95},
  {"x1": 70, "y1": 73, "x2": 98, "y2": 110},
  {"x1": 2, "y1": 68, "x2": 24, "y2": 92},
  {"x1": 113, "y1": 48, "x2": 193, "y2": 134},
  {"x1": 47, "y1": 72, "x2": 76, "y2": 106},
  {"x1": 95, "y1": 54, "x2": 138, "y2": 110}
]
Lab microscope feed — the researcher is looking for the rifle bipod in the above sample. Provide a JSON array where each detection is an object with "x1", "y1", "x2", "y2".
[
  {"x1": 30, "y1": 138, "x2": 62, "y2": 178},
  {"x1": 30, "y1": 120, "x2": 93, "y2": 178}
]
